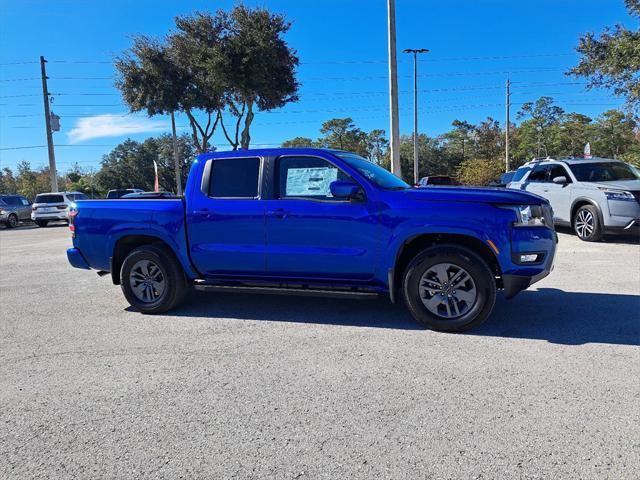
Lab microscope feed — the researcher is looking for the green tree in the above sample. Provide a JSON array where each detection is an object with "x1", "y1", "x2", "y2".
[
  {"x1": 0, "y1": 168, "x2": 17, "y2": 194},
  {"x1": 555, "y1": 113, "x2": 593, "y2": 156},
  {"x1": 115, "y1": 6, "x2": 299, "y2": 153},
  {"x1": 366, "y1": 129, "x2": 388, "y2": 164},
  {"x1": 472, "y1": 117, "x2": 503, "y2": 160},
  {"x1": 445, "y1": 119, "x2": 475, "y2": 160},
  {"x1": 96, "y1": 134, "x2": 195, "y2": 193},
  {"x1": 569, "y1": 0, "x2": 640, "y2": 111},
  {"x1": 591, "y1": 109, "x2": 638, "y2": 158},
  {"x1": 281, "y1": 136, "x2": 317, "y2": 148},
  {"x1": 517, "y1": 97, "x2": 565, "y2": 157},
  {"x1": 456, "y1": 158, "x2": 504, "y2": 186}
]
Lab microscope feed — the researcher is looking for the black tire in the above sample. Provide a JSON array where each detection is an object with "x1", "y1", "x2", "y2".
[
  {"x1": 402, "y1": 245, "x2": 496, "y2": 332},
  {"x1": 35, "y1": 220, "x2": 48, "y2": 228},
  {"x1": 573, "y1": 205, "x2": 602, "y2": 242},
  {"x1": 120, "y1": 245, "x2": 188, "y2": 314},
  {"x1": 6, "y1": 214, "x2": 18, "y2": 228}
]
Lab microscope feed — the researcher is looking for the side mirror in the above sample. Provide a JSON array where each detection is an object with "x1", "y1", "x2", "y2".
[
  {"x1": 330, "y1": 180, "x2": 362, "y2": 200},
  {"x1": 552, "y1": 176, "x2": 567, "y2": 185}
]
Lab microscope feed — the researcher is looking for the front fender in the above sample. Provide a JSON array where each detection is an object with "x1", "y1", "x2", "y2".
[{"x1": 377, "y1": 204, "x2": 513, "y2": 284}]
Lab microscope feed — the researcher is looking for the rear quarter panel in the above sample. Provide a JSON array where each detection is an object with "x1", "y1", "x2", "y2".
[{"x1": 73, "y1": 199, "x2": 198, "y2": 279}]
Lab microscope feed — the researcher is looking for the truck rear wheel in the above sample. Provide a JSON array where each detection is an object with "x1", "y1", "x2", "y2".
[
  {"x1": 402, "y1": 245, "x2": 496, "y2": 332},
  {"x1": 120, "y1": 245, "x2": 188, "y2": 314}
]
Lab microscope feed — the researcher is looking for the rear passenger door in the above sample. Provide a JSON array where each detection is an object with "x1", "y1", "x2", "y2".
[{"x1": 186, "y1": 157, "x2": 266, "y2": 277}]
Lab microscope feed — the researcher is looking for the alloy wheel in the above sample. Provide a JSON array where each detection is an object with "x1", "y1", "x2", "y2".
[
  {"x1": 575, "y1": 209, "x2": 594, "y2": 238},
  {"x1": 129, "y1": 259, "x2": 166, "y2": 303},
  {"x1": 418, "y1": 262, "x2": 477, "y2": 319}
]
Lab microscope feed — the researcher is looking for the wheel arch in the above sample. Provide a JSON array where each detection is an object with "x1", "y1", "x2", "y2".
[
  {"x1": 391, "y1": 233, "x2": 502, "y2": 301},
  {"x1": 111, "y1": 235, "x2": 185, "y2": 285},
  {"x1": 570, "y1": 197, "x2": 604, "y2": 227}
]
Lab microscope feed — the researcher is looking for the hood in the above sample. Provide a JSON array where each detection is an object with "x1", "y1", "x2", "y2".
[
  {"x1": 590, "y1": 179, "x2": 640, "y2": 191},
  {"x1": 398, "y1": 186, "x2": 546, "y2": 205}
]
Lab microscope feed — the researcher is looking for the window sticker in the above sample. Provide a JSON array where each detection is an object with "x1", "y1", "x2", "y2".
[{"x1": 285, "y1": 167, "x2": 338, "y2": 196}]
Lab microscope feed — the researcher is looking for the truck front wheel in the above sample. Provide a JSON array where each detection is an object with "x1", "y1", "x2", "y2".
[
  {"x1": 120, "y1": 245, "x2": 188, "y2": 314},
  {"x1": 403, "y1": 245, "x2": 496, "y2": 332}
]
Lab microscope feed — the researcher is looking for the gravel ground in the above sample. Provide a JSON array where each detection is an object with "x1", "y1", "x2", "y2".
[{"x1": 1, "y1": 223, "x2": 639, "y2": 479}]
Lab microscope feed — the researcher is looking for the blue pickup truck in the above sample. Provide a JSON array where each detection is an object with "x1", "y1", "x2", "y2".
[{"x1": 67, "y1": 148, "x2": 556, "y2": 331}]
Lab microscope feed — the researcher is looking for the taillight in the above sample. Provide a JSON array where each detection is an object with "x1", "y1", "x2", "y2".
[
  {"x1": 32, "y1": 206, "x2": 37, "y2": 211},
  {"x1": 69, "y1": 208, "x2": 78, "y2": 238}
]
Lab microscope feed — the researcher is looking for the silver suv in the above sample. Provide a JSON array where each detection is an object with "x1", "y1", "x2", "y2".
[
  {"x1": 508, "y1": 157, "x2": 640, "y2": 241},
  {"x1": 0, "y1": 194, "x2": 32, "y2": 228},
  {"x1": 31, "y1": 191, "x2": 88, "y2": 227}
]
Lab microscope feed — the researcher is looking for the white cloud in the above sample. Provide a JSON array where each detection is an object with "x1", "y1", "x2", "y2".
[{"x1": 67, "y1": 114, "x2": 167, "y2": 143}]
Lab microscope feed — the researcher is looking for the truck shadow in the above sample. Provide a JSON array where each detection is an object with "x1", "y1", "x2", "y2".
[{"x1": 168, "y1": 288, "x2": 639, "y2": 346}]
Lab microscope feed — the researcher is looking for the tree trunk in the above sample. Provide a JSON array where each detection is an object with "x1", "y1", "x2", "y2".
[{"x1": 240, "y1": 99, "x2": 254, "y2": 150}]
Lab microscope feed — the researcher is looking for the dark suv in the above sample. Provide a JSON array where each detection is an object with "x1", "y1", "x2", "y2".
[{"x1": 0, "y1": 194, "x2": 32, "y2": 228}]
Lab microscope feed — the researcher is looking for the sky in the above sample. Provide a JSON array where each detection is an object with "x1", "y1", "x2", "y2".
[{"x1": 0, "y1": 0, "x2": 634, "y2": 173}]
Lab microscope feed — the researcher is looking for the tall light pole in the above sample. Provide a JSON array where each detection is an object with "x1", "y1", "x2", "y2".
[
  {"x1": 403, "y1": 48, "x2": 429, "y2": 185},
  {"x1": 505, "y1": 78, "x2": 511, "y2": 173},
  {"x1": 40, "y1": 56, "x2": 58, "y2": 192},
  {"x1": 387, "y1": 0, "x2": 401, "y2": 177}
]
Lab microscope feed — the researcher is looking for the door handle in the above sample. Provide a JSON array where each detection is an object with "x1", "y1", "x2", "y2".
[
  {"x1": 193, "y1": 208, "x2": 211, "y2": 218},
  {"x1": 268, "y1": 209, "x2": 288, "y2": 219}
]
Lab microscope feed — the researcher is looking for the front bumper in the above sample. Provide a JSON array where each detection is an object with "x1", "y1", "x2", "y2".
[
  {"x1": 67, "y1": 247, "x2": 91, "y2": 269},
  {"x1": 503, "y1": 227, "x2": 557, "y2": 299}
]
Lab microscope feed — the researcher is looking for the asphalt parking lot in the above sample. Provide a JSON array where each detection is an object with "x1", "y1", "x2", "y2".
[{"x1": 1, "y1": 223, "x2": 639, "y2": 479}]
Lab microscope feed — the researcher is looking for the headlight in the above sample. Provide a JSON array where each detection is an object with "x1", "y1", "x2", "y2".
[
  {"x1": 599, "y1": 189, "x2": 636, "y2": 202},
  {"x1": 501, "y1": 204, "x2": 551, "y2": 227}
]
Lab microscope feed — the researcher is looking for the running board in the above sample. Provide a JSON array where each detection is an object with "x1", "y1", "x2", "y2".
[{"x1": 193, "y1": 282, "x2": 379, "y2": 300}]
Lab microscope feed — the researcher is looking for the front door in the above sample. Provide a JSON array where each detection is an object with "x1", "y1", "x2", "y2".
[
  {"x1": 265, "y1": 155, "x2": 379, "y2": 281},
  {"x1": 186, "y1": 157, "x2": 266, "y2": 277},
  {"x1": 543, "y1": 164, "x2": 573, "y2": 223}
]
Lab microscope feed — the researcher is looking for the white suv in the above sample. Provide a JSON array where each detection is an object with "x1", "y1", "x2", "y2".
[
  {"x1": 31, "y1": 191, "x2": 88, "y2": 227},
  {"x1": 508, "y1": 157, "x2": 640, "y2": 241}
]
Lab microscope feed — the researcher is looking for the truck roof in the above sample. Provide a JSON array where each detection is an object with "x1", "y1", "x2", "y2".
[{"x1": 196, "y1": 147, "x2": 353, "y2": 160}]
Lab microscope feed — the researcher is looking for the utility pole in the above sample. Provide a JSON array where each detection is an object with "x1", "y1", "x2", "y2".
[
  {"x1": 403, "y1": 48, "x2": 429, "y2": 184},
  {"x1": 387, "y1": 0, "x2": 401, "y2": 177},
  {"x1": 40, "y1": 56, "x2": 58, "y2": 192},
  {"x1": 505, "y1": 78, "x2": 511, "y2": 173},
  {"x1": 170, "y1": 111, "x2": 182, "y2": 196}
]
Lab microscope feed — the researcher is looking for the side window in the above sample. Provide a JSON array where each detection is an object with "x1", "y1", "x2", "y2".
[
  {"x1": 277, "y1": 156, "x2": 350, "y2": 200},
  {"x1": 511, "y1": 167, "x2": 531, "y2": 183},
  {"x1": 548, "y1": 165, "x2": 571, "y2": 183},
  {"x1": 528, "y1": 165, "x2": 548, "y2": 182},
  {"x1": 20, "y1": 197, "x2": 30, "y2": 205},
  {"x1": 209, "y1": 158, "x2": 260, "y2": 198},
  {"x1": 6, "y1": 196, "x2": 21, "y2": 206}
]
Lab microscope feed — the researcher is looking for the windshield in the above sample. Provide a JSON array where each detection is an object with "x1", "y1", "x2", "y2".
[
  {"x1": 335, "y1": 153, "x2": 410, "y2": 190},
  {"x1": 570, "y1": 162, "x2": 638, "y2": 182}
]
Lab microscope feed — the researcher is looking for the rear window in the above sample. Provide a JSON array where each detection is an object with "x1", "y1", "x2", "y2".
[
  {"x1": 35, "y1": 194, "x2": 64, "y2": 204},
  {"x1": 511, "y1": 167, "x2": 531, "y2": 183},
  {"x1": 68, "y1": 193, "x2": 88, "y2": 201},
  {"x1": 209, "y1": 158, "x2": 260, "y2": 198}
]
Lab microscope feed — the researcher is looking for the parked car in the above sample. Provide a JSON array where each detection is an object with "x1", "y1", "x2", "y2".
[
  {"x1": 121, "y1": 191, "x2": 176, "y2": 199},
  {"x1": 31, "y1": 191, "x2": 88, "y2": 227},
  {"x1": 417, "y1": 175, "x2": 462, "y2": 187},
  {"x1": 488, "y1": 171, "x2": 515, "y2": 188},
  {"x1": 0, "y1": 194, "x2": 32, "y2": 228},
  {"x1": 508, "y1": 157, "x2": 640, "y2": 241},
  {"x1": 106, "y1": 188, "x2": 144, "y2": 199},
  {"x1": 67, "y1": 148, "x2": 556, "y2": 332}
]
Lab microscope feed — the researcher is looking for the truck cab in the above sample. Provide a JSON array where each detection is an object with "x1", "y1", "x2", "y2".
[{"x1": 67, "y1": 148, "x2": 557, "y2": 332}]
